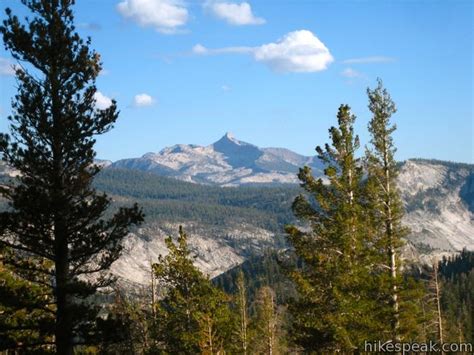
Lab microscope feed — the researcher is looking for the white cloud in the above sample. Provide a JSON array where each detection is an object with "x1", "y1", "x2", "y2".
[
  {"x1": 77, "y1": 22, "x2": 102, "y2": 31},
  {"x1": 206, "y1": 1, "x2": 265, "y2": 26},
  {"x1": 117, "y1": 0, "x2": 188, "y2": 34},
  {"x1": 341, "y1": 67, "x2": 363, "y2": 78},
  {"x1": 94, "y1": 91, "x2": 113, "y2": 110},
  {"x1": 0, "y1": 57, "x2": 17, "y2": 76},
  {"x1": 192, "y1": 44, "x2": 209, "y2": 55},
  {"x1": 192, "y1": 43, "x2": 253, "y2": 55},
  {"x1": 342, "y1": 56, "x2": 395, "y2": 64},
  {"x1": 254, "y1": 30, "x2": 333, "y2": 72},
  {"x1": 221, "y1": 84, "x2": 231, "y2": 91},
  {"x1": 133, "y1": 93, "x2": 155, "y2": 107},
  {"x1": 192, "y1": 30, "x2": 333, "y2": 73}
]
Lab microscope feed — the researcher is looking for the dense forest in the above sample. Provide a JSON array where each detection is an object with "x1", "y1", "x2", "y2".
[
  {"x1": 215, "y1": 249, "x2": 474, "y2": 344},
  {"x1": 94, "y1": 168, "x2": 299, "y2": 235},
  {"x1": 438, "y1": 250, "x2": 474, "y2": 343},
  {"x1": 0, "y1": 1, "x2": 472, "y2": 354}
]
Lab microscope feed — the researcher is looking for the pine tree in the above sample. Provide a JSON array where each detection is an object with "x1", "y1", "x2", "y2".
[
  {"x1": 365, "y1": 79, "x2": 423, "y2": 342},
  {"x1": 0, "y1": 246, "x2": 55, "y2": 351},
  {"x1": 0, "y1": 1, "x2": 144, "y2": 352},
  {"x1": 236, "y1": 271, "x2": 249, "y2": 355},
  {"x1": 286, "y1": 104, "x2": 381, "y2": 350},
  {"x1": 152, "y1": 227, "x2": 234, "y2": 354},
  {"x1": 249, "y1": 286, "x2": 278, "y2": 355},
  {"x1": 431, "y1": 262, "x2": 444, "y2": 345},
  {"x1": 438, "y1": 250, "x2": 474, "y2": 343},
  {"x1": 417, "y1": 262, "x2": 444, "y2": 344},
  {"x1": 98, "y1": 288, "x2": 154, "y2": 354},
  {"x1": 397, "y1": 271, "x2": 426, "y2": 341}
]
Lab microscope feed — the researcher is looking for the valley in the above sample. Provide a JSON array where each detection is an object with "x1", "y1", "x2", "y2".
[{"x1": 88, "y1": 135, "x2": 474, "y2": 286}]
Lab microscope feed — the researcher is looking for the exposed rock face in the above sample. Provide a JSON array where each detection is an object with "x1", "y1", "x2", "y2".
[
  {"x1": 399, "y1": 160, "x2": 474, "y2": 263},
  {"x1": 110, "y1": 133, "x2": 323, "y2": 186},
  {"x1": 111, "y1": 222, "x2": 275, "y2": 286}
]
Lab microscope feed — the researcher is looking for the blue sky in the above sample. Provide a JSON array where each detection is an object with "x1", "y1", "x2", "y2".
[{"x1": 0, "y1": 0, "x2": 472, "y2": 163}]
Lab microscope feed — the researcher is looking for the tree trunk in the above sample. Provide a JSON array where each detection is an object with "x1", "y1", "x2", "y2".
[
  {"x1": 433, "y1": 263, "x2": 444, "y2": 346},
  {"x1": 268, "y1": 292, "x2": 275, "y2": 355},
  {"x1": 55, "y1": 238, "x2": 73, "y2": 355},
  {"x1": 52, "y1": 84, "x2": 73, "y2": 354},
  {"x1": 53, "y1": 143, "x2": 73, "y2": 354},
  {"x1": 48, "y1": 38, "x2": 74, "y2": 353},
  {"x1": 384, "y1": 146, "x2": 400, "y2": 343},
  {"x1": 208, "y1": 317, "x2": 213, "y2": 354},
  {"x1": 150, "y1": 262, "x2": 156, "y2": 320},
  {"x1": 238, "y1": 275, "x2": 248, "y2": 355}
]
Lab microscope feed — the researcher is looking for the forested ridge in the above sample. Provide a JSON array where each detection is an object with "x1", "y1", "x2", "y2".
[
  {"x1": 94, "y1": 168, "x2": 298, "y2": 233},
  {"x1": 439, "y1": 250, "x2": 474, "y2": 343}
]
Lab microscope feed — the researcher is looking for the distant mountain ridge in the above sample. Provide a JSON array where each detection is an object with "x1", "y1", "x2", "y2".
[
  {"x1": 98, "y1": 159, "x2": 474, "y2": 285},
  {"x1": 1, "y1": 135, "x2": 473, "y2": 286},
  {"x1": 105, "y1": 135, "x2": 474, "y2": 271},
  {"x1": 110, "y1": 133, "x2": 324, "y2": 186}
]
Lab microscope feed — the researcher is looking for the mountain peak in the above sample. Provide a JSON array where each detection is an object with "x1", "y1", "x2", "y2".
[
  {"x1": 224, "y1": 132, "x2": 235, "y2": 140},
  {"x1": 110, "y1": 134, "x2": 324, "y2": 186},
  {"x1": 213, "y1": 132, "x2": 246, "y2": 148},
  {"x1": 218, "y1": 132, "x2": 240, "y2": 145}
]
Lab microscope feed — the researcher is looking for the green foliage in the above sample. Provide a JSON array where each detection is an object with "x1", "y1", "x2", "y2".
[
  {"x1": 95, "y1": 289, "x2": 155, "y2": 354},
  {"x1": 248, "y1": 286, "x2": 282, "y2": 354},
  {"x1": 151, "y1": 227, "x2": 235, "y2": 353},
  {"x1": 397, "y1": 272, "x2": 426, "y2": 341},
  {"x1": 285, "y1": 82, "x2": 427, "y2": 351},
  {"x1": 213, "y1": 250, "x2": 296, "y2": 306},
  {"x1": 365, "y1": 79, "x2": 425, "y2": 342},
  {"x1": 0, "y1": 0, "x2": 143, "y2": 352},
  {"x1": 285, "y1": 104, "x2": 385, "y2": 351},
  {"x1": 439, "y1": 250, "x2": 474, "y2": 343},
  {"x1": 0, "y1": 248, "x2": 55, "y2": 352},
  {"x1": 234, "y1": 271, "x2": 249, "y2": 354},
  {"x1": 94, "y1": 168, "x2": 298, "y2": 236}
]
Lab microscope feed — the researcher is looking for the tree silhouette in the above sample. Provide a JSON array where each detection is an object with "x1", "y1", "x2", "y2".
[{"x1": 0, "y1": 0, "x2": 144, "y2": 352}]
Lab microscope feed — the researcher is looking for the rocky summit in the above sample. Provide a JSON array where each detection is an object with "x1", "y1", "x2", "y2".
[{"x1": 110, "y1": 133, "x2": 324, "y2": 186}]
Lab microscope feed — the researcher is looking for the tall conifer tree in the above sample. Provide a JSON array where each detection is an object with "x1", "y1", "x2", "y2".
[
  {"x1": 365, "y1": 79, "x2": 407, "y2": 342},
  {"x1": 249, "y1": 286, "x2": 278, "y2": 355},
  {"x1": 152, "y1": 227, "x2": 233, "y2": 353},
  {"x1": 0, "y1": 0, "x2": 144, "y2": 352},
  {"x1": 286, "y1": 104, "x2": 380, "y2": 350},
  {"x1": 236, "y1": 271, "x2": 249, "y2": 355}
]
